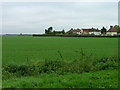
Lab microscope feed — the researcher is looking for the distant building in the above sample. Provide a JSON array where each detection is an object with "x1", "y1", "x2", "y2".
[
  {"x1": 106, "y1": 26, "x2": 117, "y2": 36},
  {"x1": 81, "y1": 28, "x2": 101, "y2": 35},
  {"x1": 88, "y1": 29, "x2": 101, "y2": 35},
  {"x1": 80, "y1": 29, "x2": 89, "y2": 35},
  {"x1": 67, "y1": 28, "x2": 82, "y2": 35},
  {"x1": 67, "y1": 28, "x2": 101, "y2": 35}
]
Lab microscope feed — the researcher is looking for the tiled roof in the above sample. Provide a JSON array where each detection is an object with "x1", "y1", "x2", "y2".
[
  {"x1": 68, "y1": 28, "x2": 101, "y2": 33},
  {"x1": 107, "y1": 26, "x2": 117, "y2": 32},
  {"x1": 68, "y1": 29, "x2": 81, "y2": 32},
  {"x1": 82, "y1": 28, "x2": 101, "y2": 32}
]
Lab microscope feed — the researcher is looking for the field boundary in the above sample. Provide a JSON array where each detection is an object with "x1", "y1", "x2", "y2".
[{"x1": 33, "y1": 34, "x2": 120, "y2": 38}]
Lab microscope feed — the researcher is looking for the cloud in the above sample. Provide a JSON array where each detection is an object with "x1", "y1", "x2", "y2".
[
  {"x1": 1, "y1": 0, "x2": 119, "y2": 2},
  {"x1": 2, "y1": 2, "x2": 118, "y2": 34}
]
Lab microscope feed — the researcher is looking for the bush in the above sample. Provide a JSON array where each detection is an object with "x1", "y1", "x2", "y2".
[
  {"x1": 4, "y1": 64, "x2": 18, "y2": 73},
  {"x1": 2, "y1": 56, "x2": 118, "y2": 79},
  {"x1": 93, "y1": 57, "x2": 118, "y2": 71}
]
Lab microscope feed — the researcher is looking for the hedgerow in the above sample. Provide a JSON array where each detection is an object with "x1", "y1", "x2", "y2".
[{"x1": 2, "y1": 56, "x2": 118, "y2": 80}]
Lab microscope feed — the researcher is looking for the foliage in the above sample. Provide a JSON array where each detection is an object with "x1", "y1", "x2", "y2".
[
  {"x1": 114, "y1": 25, "x2": 120, "y2": 33},
  {"x1": 45, "y1": 27, "x2": 53, "y2": 34},
  {"x1": 101, "y1": 27, "x2": 107, "y2": 34},
  {"x1": 2, "y1": 55, "x2": 118, "y2": 78},
  {"x1": 45, "y1": 27, "x2": 65, "y2": 35}
]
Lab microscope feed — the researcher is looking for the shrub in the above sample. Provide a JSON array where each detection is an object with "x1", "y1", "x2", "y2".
[
  {"x1": 2, "y1": 56, "x2": 118, "y2": 79},
  {"x1": 4, "y1": 64, "x2": 18, "y2": 73},
  {"x1": 93, "y1": 57, "x2": 118, "y2": 71}
]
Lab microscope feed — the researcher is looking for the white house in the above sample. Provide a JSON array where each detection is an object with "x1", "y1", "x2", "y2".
[
  {"x1": 81, "y1": 28, "x2": 101, "y2": 35},
  {"x1": 106, "y1": 26, "x2": 117, "y2": 36},
  {"x1": 67, "y1": 28, "x2": 82, "y2": 35},
  {"x1": 68, "y1": 28, "x2": 101, "y2": 35}
]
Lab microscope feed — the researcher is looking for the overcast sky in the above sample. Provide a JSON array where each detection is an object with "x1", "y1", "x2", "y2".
[{"x1": 2, "y1": 2, "x2": 118, "y2": 34}]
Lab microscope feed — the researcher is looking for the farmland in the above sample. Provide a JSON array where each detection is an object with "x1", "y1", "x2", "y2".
[
  {"x1": 2, "y1": 36, "x2": 118, "y2": 65},
  {"x1": 2, "y1": 36, "x2": 118, "y2": 88}
]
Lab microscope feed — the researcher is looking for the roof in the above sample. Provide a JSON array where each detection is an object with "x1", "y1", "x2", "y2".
[
  {"x1": 107, "y1": 26, "x2": 117, "y2": 32},
  {"x1": 68, "y1": 29, "x2": 81, "y2": 33},
  {"x1": 82, "y1": 28, "x2": 101, "y2": 32},
  {"x1": 68, "y1": 28, "x2": 101, "y2": 33}
]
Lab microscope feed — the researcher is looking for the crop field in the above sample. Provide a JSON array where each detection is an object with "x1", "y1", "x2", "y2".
[
  {"x1": 2, "y1": 36, "x2": 119, "y2": 88},
  {"x1": 2, "y1": 36, "x2": 118, "y2": 65}
]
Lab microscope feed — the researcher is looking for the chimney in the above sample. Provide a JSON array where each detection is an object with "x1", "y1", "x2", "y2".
[{"x1": 110, "y1": 26, "x2": 113, "y2": 29}]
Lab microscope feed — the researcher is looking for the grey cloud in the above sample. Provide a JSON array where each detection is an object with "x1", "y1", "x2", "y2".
[{"x1": 2, "y1": 2, "x2": 118, "y2": 34}]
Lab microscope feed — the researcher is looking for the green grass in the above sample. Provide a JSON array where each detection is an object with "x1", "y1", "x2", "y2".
[
  {"x1": 2, "y1": 36, "x2": 118, "y2": 88},
  {"x1": 2, "y1": 69, "x2": 118, "y2": 88},
  {"x1": 2, "y1": 36, "x2": 118, "y2": 65}
]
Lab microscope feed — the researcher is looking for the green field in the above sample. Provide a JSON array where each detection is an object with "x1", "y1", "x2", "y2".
[
  {"x1": 2, "y1": 36, "x2": 118, "y2": 88},
  {"x1": 2, "y1": 36, "x2": 118, "y2": 65}
]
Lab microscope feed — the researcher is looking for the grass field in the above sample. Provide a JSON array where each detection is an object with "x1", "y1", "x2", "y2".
[
  {"x1": 2, "y1": 36, "x2": 118, "y2": 65},
  {"x1": 2, "y1": 36, "x2": 118, "y2": 88}
]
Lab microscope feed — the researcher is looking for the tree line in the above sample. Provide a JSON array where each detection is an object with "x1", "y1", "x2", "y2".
[
  {"x1": 45, "y1": 27, "x2": 65, "y2": 35},
  {"x1": 45, "y1": 25, "x2": 120, "y2": 35}
]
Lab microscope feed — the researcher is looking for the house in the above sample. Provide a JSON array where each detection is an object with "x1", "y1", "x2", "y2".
[
  {"x1": 81, "y1": 28, "x2": 101, "y2": 35},
  {"x1": 106, "y1": 26, "x2": 117, "y2": 36},
  {"x1": 67, "y1": 28, "x2": 101, "y2": 35},
  {"x1": 89, "y1": 28, "x2": 101, "y2": 35},
  {"x1": 67, "y1": 28, "x2": 82, "y2": 35},
  {"x1": 80, "y1": 29, "x2": 89, "y2": 35}
]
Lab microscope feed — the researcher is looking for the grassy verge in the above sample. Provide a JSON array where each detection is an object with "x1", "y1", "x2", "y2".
[{"x1": 2, "y1": 69, "x2": 118, "y2": 88}]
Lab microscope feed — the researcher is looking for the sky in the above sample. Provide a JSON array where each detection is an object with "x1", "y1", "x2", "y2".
[{"x1": 2, "y1": 2, "x2": 118, "y2": 34}]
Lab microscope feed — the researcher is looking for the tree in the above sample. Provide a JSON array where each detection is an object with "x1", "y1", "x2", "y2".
[
  {"x1": 101, "y1": 27, "x2": 107, "y2": 34},
  {"x1": 114, "y1": 25, "x2": 120, "y2": 33},
  {"x1": 48, "y1": 27, "x2": 53, "y2": 33},
  {"x1": 53, "y1": 30, "x2": 56, "y2": 35},
  {"x1": 45, "y1": 29, "x2": 48, "y2": 34},
  {"x1": 20, "y1": 33, "x2": 22, "y2": 35},
  {"x1": 45, "y1": 27, "x2": 53, "y2": 34},
  {"x1": 62, "y1": 29, "x2": 65, "y2": 34}
]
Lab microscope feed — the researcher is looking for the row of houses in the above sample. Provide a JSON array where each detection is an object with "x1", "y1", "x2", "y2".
[{"x1": 67, "y1": 26, "x2": 118, "y2": 36}]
